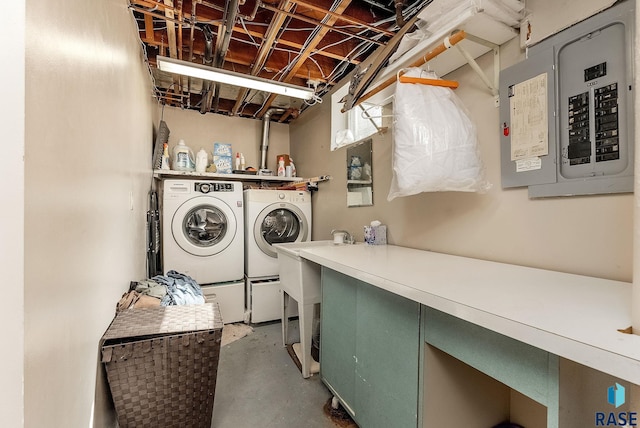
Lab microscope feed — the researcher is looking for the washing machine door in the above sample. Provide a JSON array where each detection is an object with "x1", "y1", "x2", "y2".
[
  {"x1": 254, "y1": 203, "x2": 309, "y2": 258},
  {"x1": 171, "y1": 196, "x2": 237, "y2": 257}
]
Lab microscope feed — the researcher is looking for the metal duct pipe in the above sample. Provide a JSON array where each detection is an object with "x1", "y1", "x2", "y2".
[
  {"x1": 211, "y1": 0, "x2": 239, "y2": 112},
  {"x1": 200, "y1": 81, "x2": 213, "y2": 114},
  {"x1": 260, "y1": 108, "x2": 286, "y2": 170},
  {"x1": 202, "y1": 25, "x2": 214, "y2": 64}
]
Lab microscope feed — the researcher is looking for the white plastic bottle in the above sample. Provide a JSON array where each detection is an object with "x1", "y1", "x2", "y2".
[
  {"x1": 195, "y1": 148, "x2": 208, "y2": 173},
  {"x1": 277, "y1": 156, "x2": 285, "y2": 177},
  {"x1": 172, "y1": 139, "x2": 195, "y2": 171},
  {"x1": 240, "y1": 153, "x2": 246, "y2": 170},
  {"x1": 235, "y1": 152, "x2": 241, "y2": 171},
  {"x1": 289, "y1": 158, "x2": 296, "y2": 177}
]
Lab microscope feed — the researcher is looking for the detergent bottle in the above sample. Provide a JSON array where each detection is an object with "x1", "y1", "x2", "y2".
[
  {"x1": 172, "y1": 139, "x2": 196, "y2": 171},
  {"x1": 277, "y1": 156, "x2": 285, "y2": 177}
]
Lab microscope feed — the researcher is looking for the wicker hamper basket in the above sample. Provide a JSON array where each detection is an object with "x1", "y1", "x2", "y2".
[{"x1": 101, "y1": 303, "x2": 223, "y2": 428}]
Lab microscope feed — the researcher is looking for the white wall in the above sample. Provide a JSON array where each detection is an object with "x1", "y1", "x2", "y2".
[
  {"x1": 160, "y1": 106, "x2": 291, "y2": 173},
  {"x1": 24, "y1": 0, "x2": 154, "y2": 426},
  {"x1": 291, "y1": 0, "x2": 633, "y2": 283},
  {"x1": 524, "y1": 0, "x2": 616, "y2": 45},
  {"x1": 1, "y1": 1, "x2": 25, "y2": 427}
]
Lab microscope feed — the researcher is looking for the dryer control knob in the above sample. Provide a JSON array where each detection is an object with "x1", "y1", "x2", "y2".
[
  {"x1": 200, "y1": 183, "x2": 211, "y2": 193},
  {"x1": 278, "y1": 193, "x2": 285, "y2": 200}
]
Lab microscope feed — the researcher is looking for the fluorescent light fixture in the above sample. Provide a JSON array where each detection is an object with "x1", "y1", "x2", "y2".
[{"x1": 156, "y1": 56, "x2": 315, "y2": 100}]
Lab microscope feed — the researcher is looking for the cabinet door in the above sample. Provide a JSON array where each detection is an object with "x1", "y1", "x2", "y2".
[
  {"x1": 321, "y1": 268, "x2": 358, "y2": 415},
  {"x1": 321, "y1": 268, "x2": 421, "y2": 427},
  {"x1": 355, "y1": 281, "x2": 421, "y2": 428}
]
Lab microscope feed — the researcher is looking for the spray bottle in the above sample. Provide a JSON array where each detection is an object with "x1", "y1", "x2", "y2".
[{"x1": 277, "y1": 156, "x2": 285, "y2": 177}]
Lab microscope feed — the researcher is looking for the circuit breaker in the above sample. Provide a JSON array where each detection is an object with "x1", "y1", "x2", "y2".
[
  {"x1": 499, "y1": 0, "x2": 634, "y2": 197},
  {"x1": 557, "y1": 22, "x2": 630, "y2": 180}
]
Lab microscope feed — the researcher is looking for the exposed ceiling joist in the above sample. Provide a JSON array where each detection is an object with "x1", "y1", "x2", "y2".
[
  {"x1": 288, "y1": 0, "x2": 394, "y2": 36},
  {"x1": 231, "y1": 0, "x2": 295, "y2": 115},
  {"x1": 259, "y1": 1, "x2": 384, "y2": 46},
  {"x1": 163, "y1": 0, "x2": 178, "y2": 58},
  {"x1": 133, "y1": 0, "x2": 427, "y2": 122},
  {"x1": 257, "y1": 0, "x2": 354, "y2": 117}
]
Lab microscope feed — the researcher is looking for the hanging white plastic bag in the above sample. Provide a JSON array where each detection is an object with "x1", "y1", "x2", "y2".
[{"x1": 388, "y1": 68, "x2": 491, "y2": 201}]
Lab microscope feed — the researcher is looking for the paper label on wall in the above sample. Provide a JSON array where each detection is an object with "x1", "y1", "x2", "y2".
[
  {"x1": 516, "y1": 157, "x2": 542, "y2": 172},
  {"x1": 509, "y1": 73, "x2": 549, "y2": 161}
]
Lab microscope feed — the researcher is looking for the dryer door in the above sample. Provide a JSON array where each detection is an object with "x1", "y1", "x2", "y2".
[
  {"x1": 171, "y1": 196, "x2": 237, "y2": 257},
  {"x1": 254, "y1": 203, "x2": 309, "y2": 258}
]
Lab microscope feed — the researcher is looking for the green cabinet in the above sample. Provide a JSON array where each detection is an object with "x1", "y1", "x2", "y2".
[
  {"x1": 321, "y1": 267, "x2": 421, "y2": 428},
  {"x1": 320, "y1": 268, "x2": 358, "y2": 413}
]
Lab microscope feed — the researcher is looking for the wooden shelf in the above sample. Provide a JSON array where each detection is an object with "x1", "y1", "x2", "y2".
[{"x1": 153, "y1": 169, "x2": 304, "y2": 182}]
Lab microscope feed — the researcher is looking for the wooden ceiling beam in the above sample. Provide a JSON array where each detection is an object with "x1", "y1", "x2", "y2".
[
  {"x1": 287, "y1": 0, "x2": 394, "y2": 36},
  {"x1": 231, "y1": 0, "x2": 294, "y2": 115},
  {"x1": 259, "y1": 2, "x2": 383, "y2": 46},
  {"x1": 188, "y1": 0, "x2": 197, "y2": 62},
  {"x1": 130, "y1": 0, "x2": 172, "y2": 12},
  {"x1": 224, "y1": 51, "x2": 327, "y2": 82},
  {"x1": 130, "y1": 5, "x2": 188, "y2": 26},
  {"x1": 258, "y1": 0, "x2": 354, "y2": 117},
  {"x1": 177, "y1": 0, "x2": 184, "y2": 60},
  {"x1": 232, "y1": 24, "x2": 359, "y2": 64},
  {"x1": 134, "y1": 0, "x2": 402, "y2": 122},
  {"x1": 198, "y1": 0, "x2": 227, "y2": 14},
  {"x1": 144, "y1": 13, "x2": 155, "y2": 41},
  {"x1": 133, "y1": 3, "x2": 361, "y2": 64},
  {"x1": 131, "y1": 0, "x2": 225, "y2": 15},
  {"x1": 163, "y1": 0, "x2": 178, "y2": 58},
  {"x1": 129, "y1": 0, "x2": 225, "y2": 27},
  {"x1": 161, "y1": 0, "x2": 183, "y2": 92}
]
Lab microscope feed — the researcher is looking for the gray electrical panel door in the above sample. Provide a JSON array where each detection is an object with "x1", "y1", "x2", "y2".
[
  {"x1": 499, "y1": 0, "x2": 634, "y2": 197},
  {"x1": 500, "y1": 47, "x2": 556, "y2": 188}
]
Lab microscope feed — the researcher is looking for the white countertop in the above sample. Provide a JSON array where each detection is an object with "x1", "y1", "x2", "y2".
[{"x1": 299, "y1": 244, "x2": 640, "y2": 384}]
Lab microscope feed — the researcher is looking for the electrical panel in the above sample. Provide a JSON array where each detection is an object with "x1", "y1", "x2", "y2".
[{"x1": 499, "y1": 0, "x2": 634, "y2": 197}]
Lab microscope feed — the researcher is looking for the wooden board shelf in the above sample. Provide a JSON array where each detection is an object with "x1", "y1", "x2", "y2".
[{"x1": 153, "y1": 169, "x2": 305, "y2": 182}]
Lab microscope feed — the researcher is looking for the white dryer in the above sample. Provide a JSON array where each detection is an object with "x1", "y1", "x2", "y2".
[
  {"x1": 163, "y1": 179, "x2": 245, "y2": 323},
  {"x1": 244, "y1": 189, "x2": 311, "y2": 323},
  {"x1": 244, "y1": 189, "x2": 312, "y2": 278}
]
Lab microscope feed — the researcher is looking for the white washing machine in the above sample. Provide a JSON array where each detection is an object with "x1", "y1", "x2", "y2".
[
  {"x1": 244, "y1": 189, "x2": 312, "y2": 278},
  {"x1": 163, "y1": 179, "x2": 245, "y2": 323},
  {"x1": 244, "y1": 189, "x2": 311, "y2": 322}
]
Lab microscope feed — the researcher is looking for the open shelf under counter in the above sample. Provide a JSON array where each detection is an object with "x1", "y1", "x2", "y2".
[{"x1": 153, "y1": 169, "x2": 305, "y2": 182}]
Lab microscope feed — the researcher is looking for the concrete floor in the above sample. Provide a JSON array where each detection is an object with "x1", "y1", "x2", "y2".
[{"x1": 211, "y1": 321, "x2": 338, "y2": 428}]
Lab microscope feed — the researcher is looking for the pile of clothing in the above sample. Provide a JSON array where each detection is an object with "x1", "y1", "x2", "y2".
[{"x1": 116, "y1": 270, "x2": 205, "y2": 313}]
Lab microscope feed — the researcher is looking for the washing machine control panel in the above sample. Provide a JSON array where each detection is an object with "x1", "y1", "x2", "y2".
[
  {"x1": 195, "y1": 182, "x2": 234, "y2": 194},
  {"x1": 275, "y1": 191, "x2": 307, "y2": 202}
]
